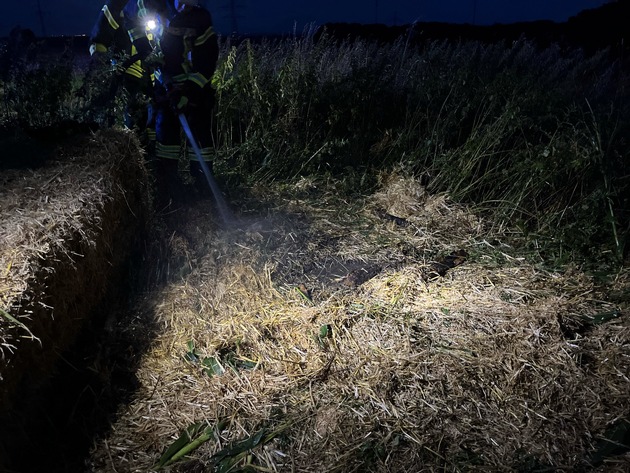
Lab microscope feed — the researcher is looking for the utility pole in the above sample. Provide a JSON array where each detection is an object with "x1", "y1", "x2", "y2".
[
  {"x1": 223, "y1": 0, "x2": 245, "y2": 35},
  {"x1": 36, "y1": 0, "x2": 47, "y2": 37}
]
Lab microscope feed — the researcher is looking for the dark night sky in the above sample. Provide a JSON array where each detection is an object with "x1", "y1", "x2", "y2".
[{"x1": 0, "y1": 1, "x2": 614, "y2": 38}]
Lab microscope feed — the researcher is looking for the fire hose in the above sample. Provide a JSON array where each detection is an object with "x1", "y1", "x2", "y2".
[{"x1": 178, "y1": 113, "x2": 233, "y2": 224}]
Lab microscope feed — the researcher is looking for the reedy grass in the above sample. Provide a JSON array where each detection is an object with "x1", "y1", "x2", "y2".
[
  {"x1": 1, "y1": 32, "x2": 627, "y2": 267},
  {"x1": 209, "y1": 33, "x2": 628, "y2": 266}
]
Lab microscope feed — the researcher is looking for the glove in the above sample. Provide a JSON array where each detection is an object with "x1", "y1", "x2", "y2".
[
  {"x1": 167, "y1": 84, "x2": 190, "y2": 113},
  {"x1": 88, "y1": 43, "x2": 110, "y2": 69},
  {"x1": 89, "y1": 43, "x2": 107, "y2": 56},
  {"x1": 168, "y1": 82, "x2": 205, "y2": 114}
]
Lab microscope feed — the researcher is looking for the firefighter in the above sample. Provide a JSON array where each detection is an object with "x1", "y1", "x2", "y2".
[
  {"x1": 153, "y1": 0, "x2": 219, "y2": 208},
  {"x1": 89, "y1": 0, "x2": 173, "y2": 142}
]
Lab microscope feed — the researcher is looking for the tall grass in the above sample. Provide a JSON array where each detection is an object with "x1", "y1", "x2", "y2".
[
  {"x1": 1, "y1": 31, "x2": 628, "y2": 266},
  {"x1": 0, "y1": 37, "x2": 124, "y2": 129},
  {"x1": 211, "y1": 33, "x2": 629, "y2": 266}
]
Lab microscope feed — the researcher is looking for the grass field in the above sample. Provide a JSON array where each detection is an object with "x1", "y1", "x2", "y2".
[{"x1": 0, "y1": 31, "x2": 629, "y2": 471}]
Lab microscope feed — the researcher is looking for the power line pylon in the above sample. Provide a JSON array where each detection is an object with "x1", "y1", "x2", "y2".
[
  {"x1": 223, "y1": 0, "x2": 245, "y2": 35},
  {"x1": 37, "y1": 0, "x2": 47, "y2": 37}
]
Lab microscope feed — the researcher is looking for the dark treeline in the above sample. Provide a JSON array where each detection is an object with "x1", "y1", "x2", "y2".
[{"x1": 316, "y1": 0, "x2": 629, "y2": 57}]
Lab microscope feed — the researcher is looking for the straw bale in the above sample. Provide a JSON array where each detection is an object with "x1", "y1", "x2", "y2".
[
  {"x1": 86, "y1": 173, "x2": 629, "y2": 472},
  {"x1": 0, "y1": 128, "x2": 150, "y2": 415}
]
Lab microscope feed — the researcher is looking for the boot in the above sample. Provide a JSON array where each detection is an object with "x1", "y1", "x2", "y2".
[
  {"x1": 189, "y1": 160, "x2": 213, "y2": 198},
  {"x1": 155, "y1": 159, "x2": 182, "y2": 211}
]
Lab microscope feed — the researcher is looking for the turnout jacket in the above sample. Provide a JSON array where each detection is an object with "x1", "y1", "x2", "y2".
[
  {"x1": 157, "y1": 5, "x2": 218, "y2": 94},
  {"x1": 90, "y1": 0, "x2": 173, "y2": 79}
]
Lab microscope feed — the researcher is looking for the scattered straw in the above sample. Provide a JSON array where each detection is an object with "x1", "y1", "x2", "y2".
[
  {"x1": 0, "y1": 128, "x2": 150, "y2": 413},
  {"x1": 80, "y1": 173, "x2": 630, "y2": 471}
]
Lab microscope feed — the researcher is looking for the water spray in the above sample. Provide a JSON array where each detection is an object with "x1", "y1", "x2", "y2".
[{"x1": 178, "y1": 113, "x2": 233, "y2": 224}]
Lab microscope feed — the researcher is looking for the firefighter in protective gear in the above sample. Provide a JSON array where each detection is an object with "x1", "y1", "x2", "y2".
[
  {"x1": 89, "y1": 0, "x2": 173, "y2": 142},
  {"x1": 153, "y1": 0, "x2": 219, "y2": 207}
]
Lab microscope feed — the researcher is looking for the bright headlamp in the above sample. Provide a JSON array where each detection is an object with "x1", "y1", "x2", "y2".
[
  {"x1": 146, "y1": 19, "x2": 158, "y2": 32},
  {"x1": 145, "y1": 17, "x2": 163, "y2": 41}
]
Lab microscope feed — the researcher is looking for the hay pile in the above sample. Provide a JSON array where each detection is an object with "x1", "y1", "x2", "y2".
[
  {"x1": 85, "y1": 172, "x2": 629, "y2": 472},
  {"x1": 0, "y1": 129, "x2": 150, "y2": 417}
]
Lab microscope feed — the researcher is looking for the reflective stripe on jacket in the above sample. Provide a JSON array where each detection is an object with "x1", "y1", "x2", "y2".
[
  {"x1": 158, "y1": 6, "x2": 218, "y2": 90},
  {"x1": 90, "y1": 0, "x2": 173, "y2": 79}
]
